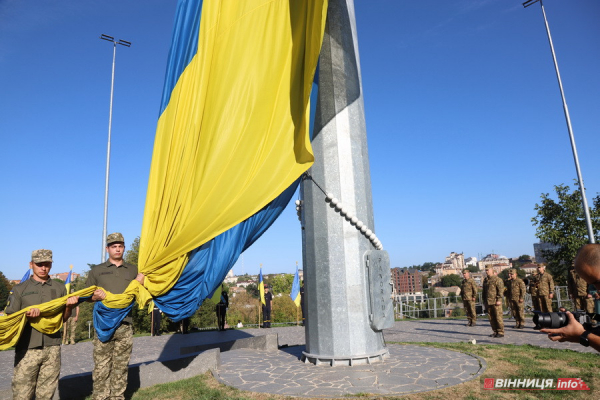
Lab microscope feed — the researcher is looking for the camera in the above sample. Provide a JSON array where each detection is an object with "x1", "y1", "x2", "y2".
[{"x1": 533, "y1": 310, "x2": 598, "y2": 330}]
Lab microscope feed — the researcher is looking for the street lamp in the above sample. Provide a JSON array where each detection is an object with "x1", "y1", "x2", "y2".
[
  {"x1": 99, "y1": 34, "x2": 132, "y2": 261},
  {"x1": 523, "y1": 0, "x2": 595, "y2": 243}
]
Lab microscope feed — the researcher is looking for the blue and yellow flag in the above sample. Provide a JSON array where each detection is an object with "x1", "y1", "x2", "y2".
[
  {"x1": 138, "y1": 0, "x2": 328, "y2": 296},
  {"x1": 0, "y1": 0, "x2": 328, "y2": 348},
  {"x1": 64, "y1": 265, "x2": 73, "y2": 294},
  {"x1": 290, "y1": 265, "x2": 301, "y2": 307},
  {"x1": 19, "y1": 268, "x2": 30, "y2": 284},
  {"x1": 259, "y1": 267, "x2": 265, "y2": 306}
]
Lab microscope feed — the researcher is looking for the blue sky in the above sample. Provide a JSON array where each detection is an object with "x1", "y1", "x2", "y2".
[{"x1": 1, "y1": 0, "x2": 599, "y2": 280}]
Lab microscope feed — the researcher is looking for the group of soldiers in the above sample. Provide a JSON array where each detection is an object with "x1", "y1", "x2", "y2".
[
  {"x1": 5, "y1": 233, "x2": 144, "y2": 400},
  {"x1": 461, "y1": 262, "x2": 595, "y2": 338}
]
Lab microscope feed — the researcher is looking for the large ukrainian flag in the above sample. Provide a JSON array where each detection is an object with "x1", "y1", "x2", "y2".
[
  {"x1": 0, "y1": 0, "x2": 328, "y2": 348},
  {"x1": 138, "y1": 0, "x2": 328, "y2": 296}
]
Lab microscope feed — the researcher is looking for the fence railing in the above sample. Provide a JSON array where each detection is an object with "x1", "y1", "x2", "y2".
[{"x1": 394, "y1": 286, "x2": 577, "y2": 320}]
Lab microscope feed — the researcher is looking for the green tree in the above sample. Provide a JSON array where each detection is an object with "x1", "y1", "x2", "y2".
[
  {"x1": 466, "y1": 265, "x2": 478, "y2": 273},
  {"x1": 0, "y1": 271, "x2": 12, "y2": 310},
  {"x1": 246, "y1": 283, "x2": 259, "y2": 298},
  {"x1": 441, "y1": 274, "x2": 462, "y2": 287},
  {"x1": 272, "y1": 295, "x2": 298, "y2": 324},
  {"x1": 270, "y1": 274, "x2": 294, "y2": 295},
  {"x1": 190, "y1": 298, "x2": 216, "y2": 328},
  {"x1": 532, "y1": 183, "x2": 600, "y2": 285},
  {"x1": 124, "y1": 236, "x2": 140, "y2": 266}
]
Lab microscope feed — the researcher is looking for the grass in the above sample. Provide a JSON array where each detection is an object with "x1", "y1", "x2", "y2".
[{"x1": 123, "y1": 342, "x2": 599, "y2": 400}]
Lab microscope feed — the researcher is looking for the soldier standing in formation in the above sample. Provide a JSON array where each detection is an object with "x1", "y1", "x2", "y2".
[
  {"x1": 5, "y1": 250, "x2": 79, "y2": 400},
  {"x1": 537, "y1": 264, "x2": 555, "y2": 312},
  {"x1": 461, "y1": 269, "x2": 478, "y2": 327},
  {"x1": 262, "y1": 286, "x2": 273, "y2": 328},
  {"x1": 86, "y1": 233, "x2": 145, "y2": 400},
  {"x1": 507, "y1": 269, "x2": 526, "y2": 329},
  {"x1": 483, "y1": 267, "x2": 505, "y2": 338},
  {"x1": 567, "y1": 263, "x2": 594, "y2": 313},
  {"x1": 62, "y1": 289, "x2": 79, "y2": 345},
  {"x1": 529, "y1": 271, "x2": 540, "y2": 312}
]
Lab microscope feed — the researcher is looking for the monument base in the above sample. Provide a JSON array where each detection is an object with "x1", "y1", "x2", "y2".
[{"x1": 301, "y1": 347, "x2": 389, "y2": 367}]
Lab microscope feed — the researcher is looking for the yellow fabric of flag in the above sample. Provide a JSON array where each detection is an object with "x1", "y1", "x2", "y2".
[{"x1": 138, "y1": 0, "x2": 328, "y2": 297}]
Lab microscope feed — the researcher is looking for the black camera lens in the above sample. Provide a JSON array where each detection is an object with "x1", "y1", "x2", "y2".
[{"x1": 533, "y1": 311, "x2": 568, "y2": 330}]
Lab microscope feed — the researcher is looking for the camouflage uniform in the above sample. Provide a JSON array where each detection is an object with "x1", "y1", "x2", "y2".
[
  {"x1": 62, "y1": 311, "x2": 78, "y2": 345},
  {"x1": 529, "y1": 273, "x2": 541, "y2": 312},
  {"x1": 461, "y1": 275, "x2": 478, "y2": 326},
  {"x1": 537, "y1": 271, "x2": 555, "y2": 312},
  {"x1": 507, "y1": 273, "x2": 526, "y2": 328},
  {"x1": 567, "y1": 267, "x2": 594, "y2": 313},
  {"x1": 86, "y1": 233, "x2": 138, "y2": 400},
  {"x1": 92, "y1": 323, "x2": 133, "y2": 399},
  {"x1": 483, "y1": 274, "x2": 504, "y2": 337},
  {"x1": 5, "y1": 249, "x2": 65, "y2": 400}
]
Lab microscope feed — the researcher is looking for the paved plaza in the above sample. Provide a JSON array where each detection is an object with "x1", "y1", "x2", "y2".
[{"x1": 0, "y1": 317, "x2": 594, "y2": 399}]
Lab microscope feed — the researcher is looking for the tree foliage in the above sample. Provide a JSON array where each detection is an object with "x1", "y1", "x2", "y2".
[
  {"x1": 0, "y1": 271, "x2": 12, "y2": 310},
  {"x1": 532, "y1": 183, "x2": 600, "y2": 285},
  {"x1": 270, "y1": 274, "x2": 294, "y2": 295},
  {"x1": 466, "y1": 265, "x2": 479, "y2": 273},
  {"x1": 124, "y1": 236, "x2": 140, "y2": 266},
  {"x1": 440, "y1": 274, "x2": 462, "y2": 287},
  {"x1": 245, "y1": 283, "x2": 259, "y2": 299}
]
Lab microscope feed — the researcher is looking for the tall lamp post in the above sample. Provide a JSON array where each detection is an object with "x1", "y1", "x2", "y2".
[
  {"x1": 99, "y1": 34, "x2": 131, "y2": 262},
  {"x1": 523, "y1": 0, "x2": 595, "y2": 243}
]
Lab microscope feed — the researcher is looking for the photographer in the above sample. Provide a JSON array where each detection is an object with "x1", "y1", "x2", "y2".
[{"x1": 541, "y1": 244, "x2": 600, "y2": 352}]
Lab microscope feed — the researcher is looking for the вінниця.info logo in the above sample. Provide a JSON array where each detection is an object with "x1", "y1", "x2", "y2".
[{"x1": 483, "y1": 378, "x2": 590, "y2": 390}]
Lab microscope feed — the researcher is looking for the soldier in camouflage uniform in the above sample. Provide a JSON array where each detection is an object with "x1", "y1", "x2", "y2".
[
  {"x1": 483, "y1": 267, "x2": 504, "y2": 338},
  {"x1": 86, "y1": 233, "x2": 144, "y2": 400},
  {"x1": 5, "y1": 250, "x2": 79, "y2": 400},
  {"x1": 507, "y1": 269, "x2": 526, "y2": 328},
  {"x1": 567, "y1": 264, "x2": 594, "y2": 313},
  {"x1": 461, "y1": 269, "x2": 478, "y2": 327},
  {"x1": 62, "y1": 289, "x2": 79, "y2": 345},
  {"x1": 537, "y1": 264, "x2": 555, "y2": 312},
  {"x1": 529, "y1": 271, "x2": 541, "y2": 312}
]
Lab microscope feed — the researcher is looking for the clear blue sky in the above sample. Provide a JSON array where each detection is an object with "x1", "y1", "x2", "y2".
[{"x1": 1, "y1": 0, "x2": 599, "y2": 280}]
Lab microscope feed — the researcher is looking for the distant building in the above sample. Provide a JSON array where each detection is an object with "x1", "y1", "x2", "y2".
[
  {"x1": 391, "y1": 268, "x2": 423, "y2": 295},
  {"x1": 478, "y1": 253, "x2": 512, "y2": 274},
  {"x1": 533, "y1": 242, "x2": 560, "y2": 264},
  {"x1": 237, "y1": 280, "x2": 254, "y2": 288},
  {"x1": 50, "y1": 272, "x2": 81, "y2": 282},
  {"x1": 434, "y1": 286, "x2": 461, "y2": 297},
  {"x1": 224, "y1": 269, "x2": 237, "y2": 284},
  {"x1": 465, "y1": 257, "x2": 478, "y2": 267},
  {"x1": 435, "y1": 252, "x2": 465, "y2": 276},
  {"x1": 521, "y1": 263, "x2": 538, "y2": 276}
]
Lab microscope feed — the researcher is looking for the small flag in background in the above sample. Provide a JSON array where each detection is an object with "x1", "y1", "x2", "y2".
[
  {"x1": 259, "y1": 266, "x2": 265, "y2": 306},
  {"x1": 19, "y1": 269, "x2": 30, "y2": 283},
  {"x1": 65, "y1": 265, "x2": 73, "y2": 293},
  {"x1": 290, "y1": 265, "x2": 301, "y2": 307}
]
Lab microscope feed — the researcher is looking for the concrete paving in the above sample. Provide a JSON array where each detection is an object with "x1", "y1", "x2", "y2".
[{"x1": 0, "y1": 317, "x2": 593, "y2": 399}]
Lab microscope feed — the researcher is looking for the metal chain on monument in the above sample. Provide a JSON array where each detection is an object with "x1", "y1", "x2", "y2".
[{"x1": 297, "y1": 173, "x2": 383, "y2": 250}]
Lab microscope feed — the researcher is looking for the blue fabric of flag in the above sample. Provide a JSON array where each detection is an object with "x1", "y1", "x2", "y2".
[
  {"x1": 94, "y1": 301, "x2": 134, "y2": 342},
  {"x1": 290, "y1": 266, "x2": 301, "y2": 307},
  {"x1": 159, "y1": 0, "x2": 202, "y2": 115},
  {"x1": 19, "y1": 269, "x2": 31, "y2": 284},
  {"x1": 153, "y1": 181, "x2": 298, "y2": 321}
]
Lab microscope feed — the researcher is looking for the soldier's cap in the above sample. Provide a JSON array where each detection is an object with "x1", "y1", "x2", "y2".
[
  {"x1": 31, "y1": 249, "x2": 53, "y2": 263},
  {"x1": 106, "y1": 232, "x2": 125, "y2": 246},
  {"x1": 509, "y1": 269, "x2": 517, "y2": 275},
  {"x1": 462, "y1": 269, "x2": 470, "y2": 273},
  {"x1": 485, "y1": 266, "x2": 494, "y2": 271}
]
